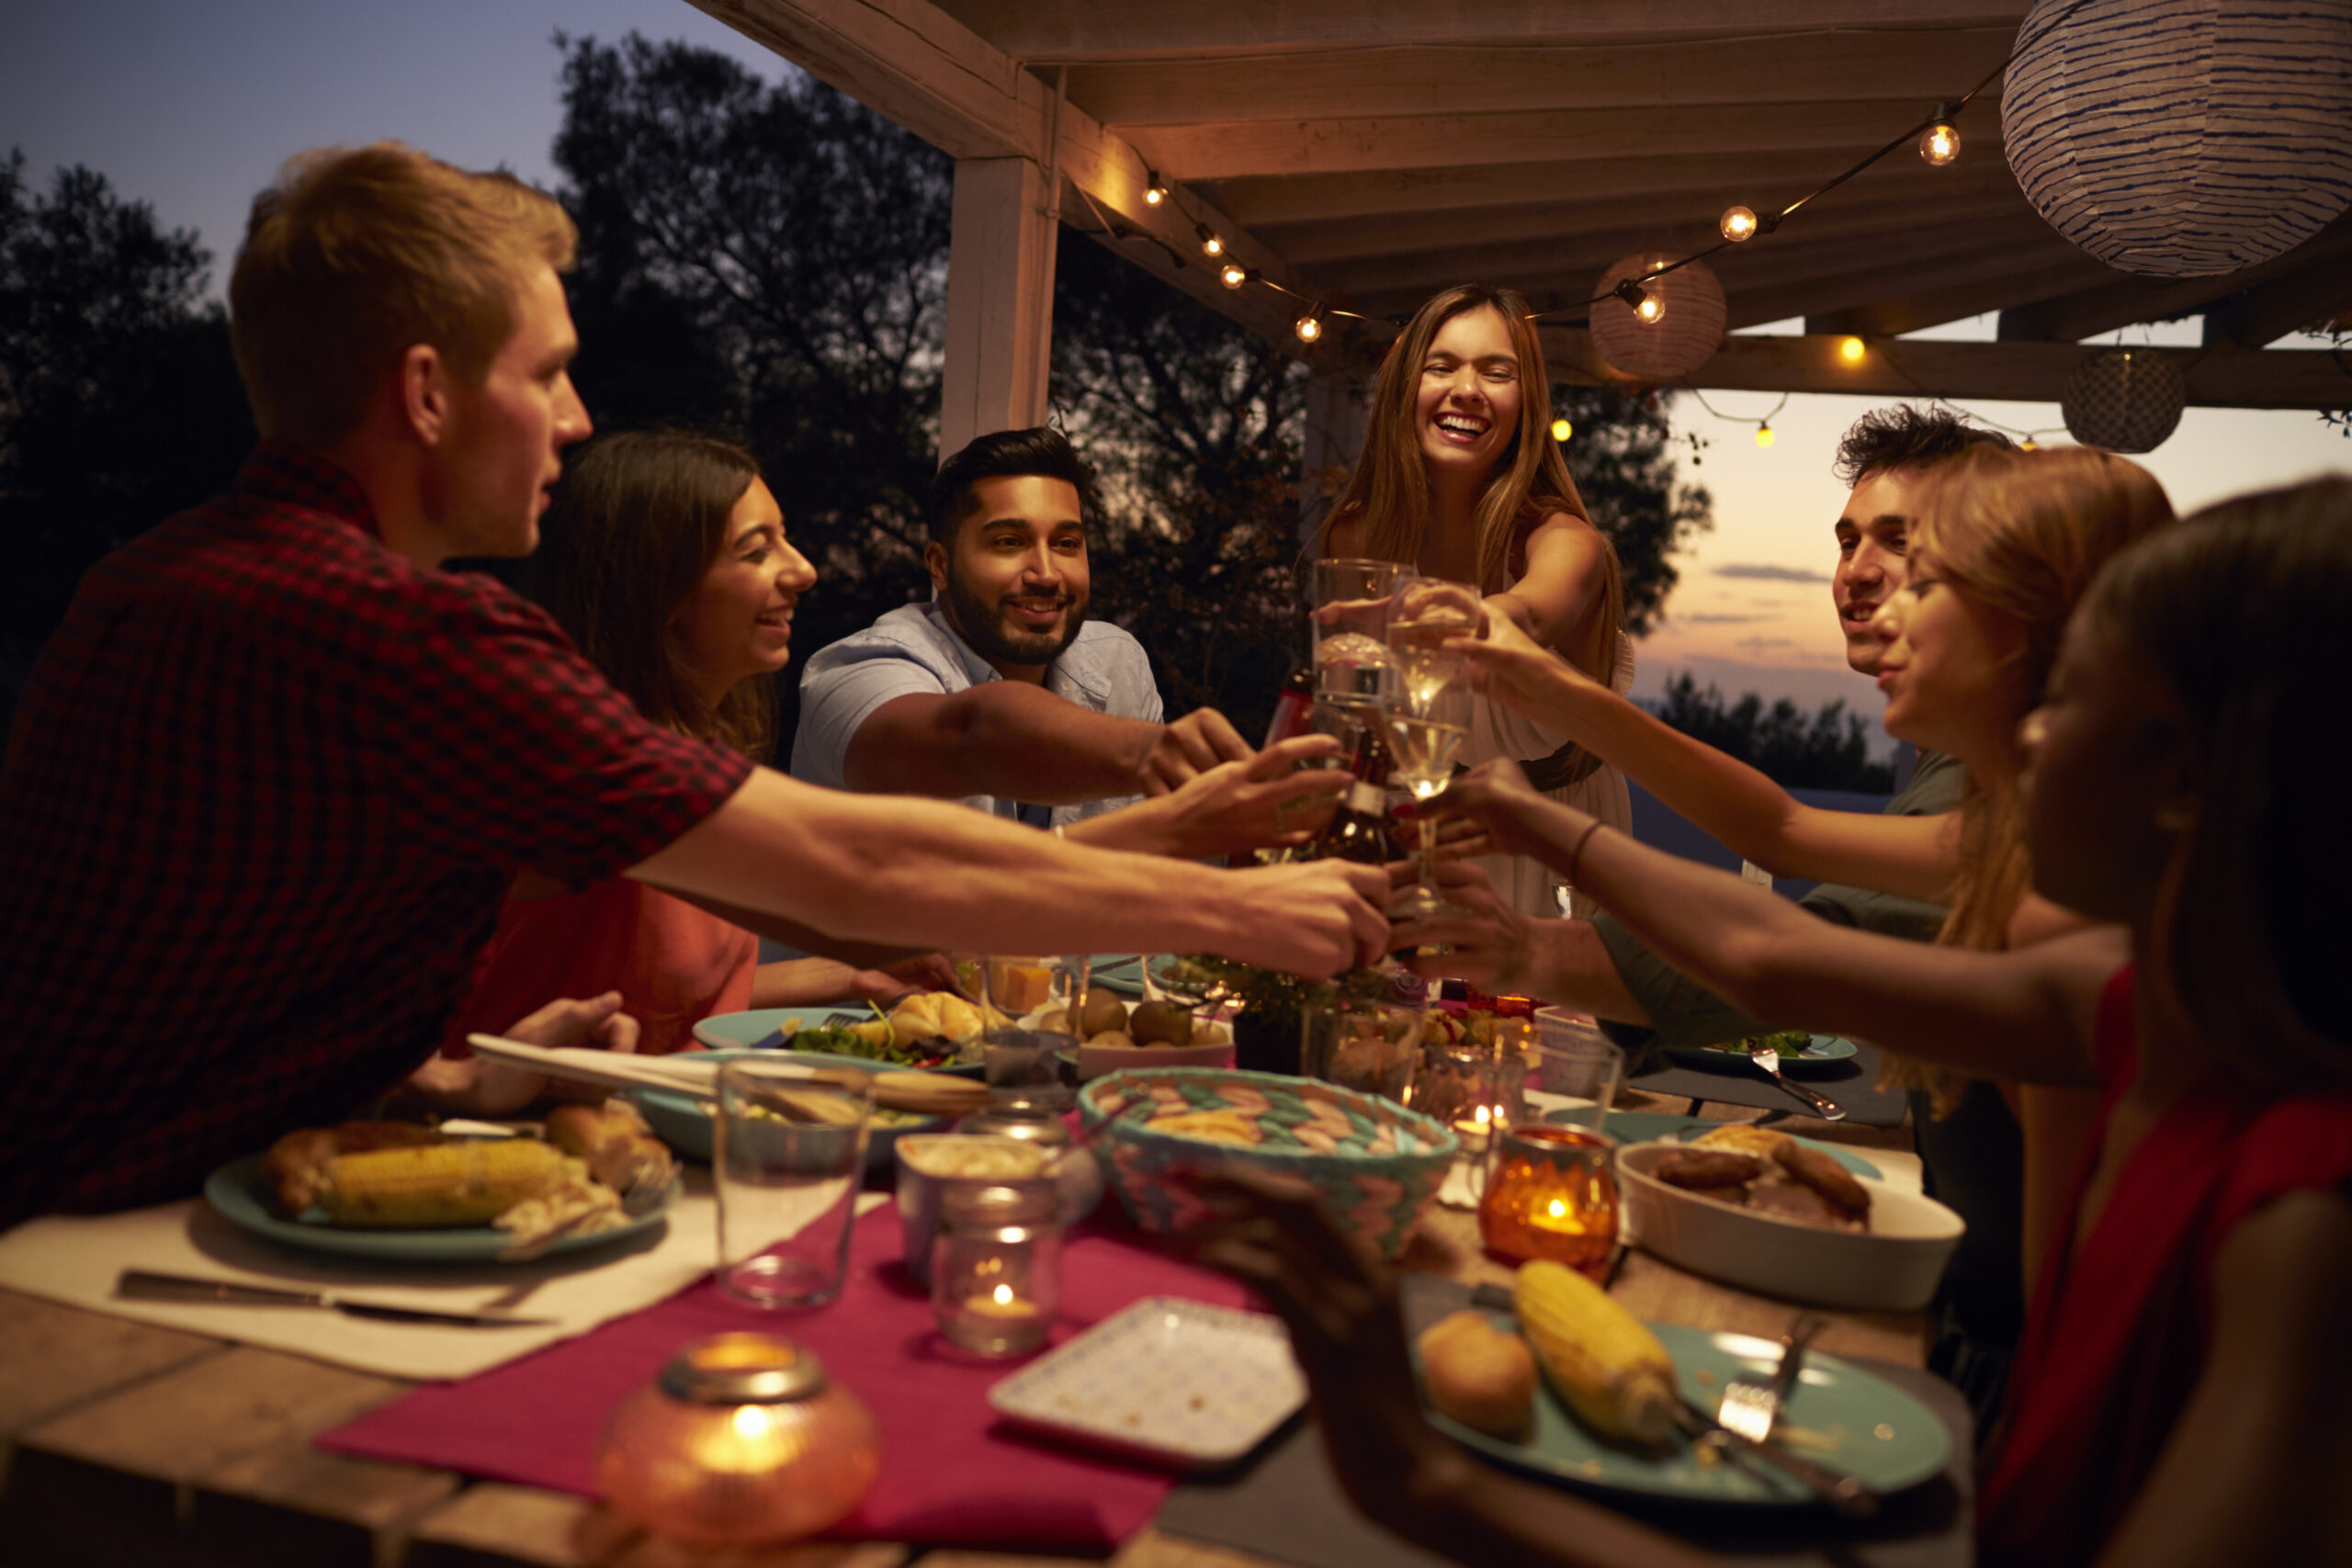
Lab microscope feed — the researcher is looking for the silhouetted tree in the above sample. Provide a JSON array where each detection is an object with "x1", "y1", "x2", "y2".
[
  {"x1": 1, "y1": 152, "x2": 254, "y2": 728},
  {"x1": 1554, "y1": 385, "x2": 1713, "y2": 637},
  {"x1": 1650, "y1": 670, "x2": 1894, "y2": 792}
]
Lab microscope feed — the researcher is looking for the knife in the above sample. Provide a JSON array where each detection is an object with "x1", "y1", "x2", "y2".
[
  {"x1": 1673, "y1": 1394, "x2": 1877, "y2": 1516},
  {"x1": 116, "y1": 1269, "x2": 556, "y2": 1327}
]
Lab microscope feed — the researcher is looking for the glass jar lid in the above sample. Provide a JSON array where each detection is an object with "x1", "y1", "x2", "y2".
[{"x1": 658, "y1": 1332, "x2": 831, "y2": 1404}]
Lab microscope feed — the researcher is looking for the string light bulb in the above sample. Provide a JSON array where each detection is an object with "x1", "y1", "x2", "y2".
[
  {"x1": 1143, "y1": 170, "x2": 1167, "y2": 207},
  {"x1": 2020, "y1": 437, "x2": 2041, "y2": 452},
  {"x1": 1919, "y1": 107, "x2": 1962, "y2": 166},
  {"x1": 1719, "y1": 206, "x2": 1758, "y2": 243},
  {"x1": 1612, "y1": 276, "x2": 1663, "y2": 323},
  {"x1": 1218, "y1": 261, "x2": 1249, "y2": 290},
  {"x1": 1195, "y1": 223, "x2": 1224, "y2": 258},
  {"x1": 1754, "y1": 422, "x2": 1776, "y2": 448},
  {"x1": 1550, "y1": 417, "x2": 1573, "y2": 443},
  {"x1": 1295, "y1": 306, "x2": 1325, "y2": 344},
  {"x1": 1838, "y1": 335, "x2": 1867, "y2": 364}
]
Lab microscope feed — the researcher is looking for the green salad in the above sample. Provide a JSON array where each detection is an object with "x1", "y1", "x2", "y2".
[{"x1": 1705, "y1": 1028, "x2": 1814, "y2": 1055}]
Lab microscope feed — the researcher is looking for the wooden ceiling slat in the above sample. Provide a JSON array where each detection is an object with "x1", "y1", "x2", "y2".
[
  {"x1": 1720, "y1": 239, "x2": 2109, "y2": 333},
  {"x1": 932, "y1": 2, "x2": 2028, "y2": 62},
  {"x1": 1124, "y1": 99, "x2": 2005, "y2": 183},
  {"x1": 1316, "y1": 204, "x2": 2060, "y2": 310},
  {"x1": 1268, "y1": 186, "x2": 2038, "y2": 268},
  {"x1": 1213, "y1": 148, "x2": 2014, "y2": 228},
  {"x1": 1999, "y1": 214, "x2": 2352, "y2": 343},
  {"x1": 1803, "y1": 254, "x2": 2129, "y2": 338},
  {"x1": 1588, "y1": 334, "x2": 2352, "y2": 409},
  {"x1": 1059, "y1": 29, "x2": 2018, "y2": 127}
]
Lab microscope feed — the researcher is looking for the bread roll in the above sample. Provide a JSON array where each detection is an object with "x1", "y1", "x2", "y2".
[{"x1": 1418, "y1": 1310, "x2": 1537, "y2": 1439}]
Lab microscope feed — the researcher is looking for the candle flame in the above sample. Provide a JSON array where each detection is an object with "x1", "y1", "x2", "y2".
[
  {"x1": 731, "y1": 1404, "x2": 772, "y2": 1439},
  {"x1": 1547, "y1": 1199, "x2": 1567, "y2": 1219},
  {"x1": 992, "y1": 1283, "x2": 1014, "y2": 1306},
  {"x1": 1474, "y1": 1106, "x2": 1491, "y2": 1128}
]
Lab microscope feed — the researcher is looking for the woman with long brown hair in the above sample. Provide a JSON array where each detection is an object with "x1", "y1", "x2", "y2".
[{"x1": 1319, "y1": 284, "x2": 1629, "y2": 917}]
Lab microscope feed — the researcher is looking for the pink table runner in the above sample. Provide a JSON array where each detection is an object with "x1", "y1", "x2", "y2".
[{"x1": 318, "y1": 1203, "x2": 1255, "y2": 1551}]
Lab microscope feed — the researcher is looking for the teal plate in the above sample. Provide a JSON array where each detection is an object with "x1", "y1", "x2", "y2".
[
  {"x1": 626, "y1": 1048, "x2": 951, "y2": 1167},
  {"x1": 689, "y1": 1009, "x2": 986, "y2": 1078},
  {"x1": 1425, "y1": 1318, "x2": 1950, "y2": 1505},
  {"x1": 203, "y1": 1154, "x2": 673, "y2": 1263},
  {"x1": 1665, "y1": 1035, "x2": 1861, "y2": 1076}
]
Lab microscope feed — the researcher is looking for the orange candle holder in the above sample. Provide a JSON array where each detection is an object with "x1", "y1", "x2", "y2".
[{"x1": 1476, "y1": 1124, "x2": 1620, "y2": 1276}]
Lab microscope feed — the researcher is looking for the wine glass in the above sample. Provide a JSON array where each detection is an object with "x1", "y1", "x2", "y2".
[
  {"x1": 1385, "y1": 577, "x2": 1482, "y2": 716},
  {"x1": 1384, "y1": 681, "x2": 1472, "y2": 920}
]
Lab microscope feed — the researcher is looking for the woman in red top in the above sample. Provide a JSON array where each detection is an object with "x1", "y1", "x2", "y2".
[
  {"x1": 418, "y1": 431, "x2": 940, "y2": 1106},
  {"x1": 1201, "y1": 477, "x2": 2352, "y2": 1567}
]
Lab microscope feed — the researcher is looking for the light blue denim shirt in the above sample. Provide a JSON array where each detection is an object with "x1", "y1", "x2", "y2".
[{"x1": 789, "y1": 602, "x2": 1162, "y2": 828}]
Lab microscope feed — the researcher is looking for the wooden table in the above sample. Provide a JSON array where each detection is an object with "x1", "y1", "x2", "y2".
[{"x1": 0, "y1": 1098, "x2": 1926, "y2": 1568}]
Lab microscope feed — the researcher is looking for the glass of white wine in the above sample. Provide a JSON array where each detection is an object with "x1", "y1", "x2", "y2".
[
  {"x1": 1385, "y1": 577, "x2": 1482, "y2": 716},
  {"x1": 1384, "y1": 682, "x2": 1473, "y2": 920}
]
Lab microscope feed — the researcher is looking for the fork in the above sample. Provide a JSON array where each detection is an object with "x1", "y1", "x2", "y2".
[
  {"x1": 1718, "y1": 1314, "x2": 1826, "y2": 1443},
  {"x1": 1747, "y1": 1041, "x2": 1845, "y2": 1122}
]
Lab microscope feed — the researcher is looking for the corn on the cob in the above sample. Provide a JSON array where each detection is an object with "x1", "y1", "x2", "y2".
[
  {"x1": 1513, "y1": 1259, "x2": 1678, "y2": 1445},
  {"x1": 316, "y1": 1139, "x2": 566, "y2": 1227}
]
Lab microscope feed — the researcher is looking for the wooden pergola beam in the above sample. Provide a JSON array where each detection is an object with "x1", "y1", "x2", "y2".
[
  {"x1": 2202, "y1": 258, "x2": 2352, "y2": 348},
  {"x1": 1996, "y1": 213, "x2": 2352, "y2": 343},
  {"x1": 683, "y1": 0, "x2": 1306, "y2": 345},
  {"x1": 932, "y1": 2, "x2": 2028, "y2": 60},
  {"x1": 1057, "y1": 28, "x2": 2018, "y2": 126},
  {"x1": 1266, "y1": 186, "x2": 2035, "y2": 269},
  {"x1": 1540, "y1": 333, "x2": 2352, "y2": 410},
  {"x1": 1124, "y1": 99, "x2": 2006, "y2": 184}
]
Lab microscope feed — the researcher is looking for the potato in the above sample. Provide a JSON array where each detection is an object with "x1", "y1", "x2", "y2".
[
  {"x1": 1087, "y1": 1030, "x2": 1136, "y2": 1051},
  {"x1": 1079, "y1": 986, "x2": 1130, "y2": 1039},
  {"x1": 1129, "y1": 998, "x2": 1195, "y2": 1046},
  {"x1": 1191, "y1": 1019, "x2": 1232, "y2": 1046}
]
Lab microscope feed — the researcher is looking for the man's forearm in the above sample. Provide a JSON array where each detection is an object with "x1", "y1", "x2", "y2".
[{"x1": 931, "y1": 682, "x2": 1159, "y2": 803}]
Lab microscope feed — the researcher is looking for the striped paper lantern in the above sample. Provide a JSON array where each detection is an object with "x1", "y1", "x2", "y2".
[
  {"x1": 2061, "y1": 349, "x2": 2187, "y2": 453},
  {"x1": 2003, "y1": 0, "x2": 2352, "y2": 277},
  {"x1": 1589, "y1": 254, "x2": 1726, "y2": 379}
]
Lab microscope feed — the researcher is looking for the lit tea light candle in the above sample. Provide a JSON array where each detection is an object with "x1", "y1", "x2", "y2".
[{"x1": 933, "y1": 1183, "x2": 1061, "y2": 1357}]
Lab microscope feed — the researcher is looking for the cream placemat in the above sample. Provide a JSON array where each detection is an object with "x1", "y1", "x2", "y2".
[{"x1": 0, "y1": 1175, "x2": 888, "y2": 1382}]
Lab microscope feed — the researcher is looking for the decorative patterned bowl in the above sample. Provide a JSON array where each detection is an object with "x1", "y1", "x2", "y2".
[{"x1": 1078, "y1": 1067, "x2": 1460, "y2": 1259}]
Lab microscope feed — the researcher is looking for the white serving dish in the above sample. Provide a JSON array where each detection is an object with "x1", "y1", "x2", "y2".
[
  {"x1": 1616, "y1": 1140, "x2": 1964, "y2": 1313},
  {"x1": 987, "y1": 1295, "x2": 1305, "y2": 1467},
  {"x1": 1072, "y1": 1037, "x2": 1235, "y2": 1081}
]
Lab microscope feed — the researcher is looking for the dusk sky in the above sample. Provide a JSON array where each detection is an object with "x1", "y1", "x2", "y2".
[{"x1": 9, "y1": 1, "x2": 2347, "y2": 749}]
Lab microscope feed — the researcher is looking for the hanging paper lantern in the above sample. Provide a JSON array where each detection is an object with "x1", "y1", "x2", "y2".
[
  {"x1": 2061, "y1": 349, "x2": 2187, "y2": 452},
  {"x1": 1589, "y1": 254, "x2": 1726, "y2": 379},
  {"x1": 2003, "y1": 0, "x2": 2352, "y2": 277}
]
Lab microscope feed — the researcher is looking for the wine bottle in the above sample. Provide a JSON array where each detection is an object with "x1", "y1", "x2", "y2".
[
  {"x1": 1261, "y1": 666, "x2": 1315, "y2": 749},
  {"x1": 1306, "y1": 726, "x2": 1404, "y2": 865}
]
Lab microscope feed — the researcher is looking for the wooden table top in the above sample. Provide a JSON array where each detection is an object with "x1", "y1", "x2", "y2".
[{"x1": 0, "y1": 1096, "x2": 1927, "y2": 1568}]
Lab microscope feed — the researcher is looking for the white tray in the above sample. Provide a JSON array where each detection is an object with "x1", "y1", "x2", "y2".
[{"x1": 988, "y1": 1296, "x2": 1305, "y2": 1467}]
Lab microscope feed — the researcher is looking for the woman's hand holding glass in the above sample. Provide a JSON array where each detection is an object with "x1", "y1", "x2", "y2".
[{"x1": 1447, "y1": 603, "x2": 1597, "y2": 721}]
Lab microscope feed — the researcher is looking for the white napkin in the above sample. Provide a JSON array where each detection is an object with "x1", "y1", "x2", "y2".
[{"x1": 0, "y1": 1175, "x2": 888, "y2": 1382}]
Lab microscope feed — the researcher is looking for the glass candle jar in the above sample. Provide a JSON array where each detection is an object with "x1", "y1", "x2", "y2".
[
  {"x1": 1477, "y1": 1124, "x2": 1620, "y2": 1276},
  {"x1": 932, "y1": 1181, "x2": 1062, "y2": 1357},
  {"x1": 1409, "y1": 1043, "x2": 1527, "y2": 1155},
  {"x1": 595, "y1": 1332, "x2": 881, "y2": 1546}
]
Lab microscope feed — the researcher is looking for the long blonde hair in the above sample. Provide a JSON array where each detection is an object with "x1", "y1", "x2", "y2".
[
  {"x1": 1317, "y1": 285, "x2": 1623, "y2": 679},
  {"x1": 1910, "y1": 446, "x2": 2177, "y2": 953}
]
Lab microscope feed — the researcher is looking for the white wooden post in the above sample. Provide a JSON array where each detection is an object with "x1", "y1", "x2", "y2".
[
  {"x1": 1298, "y1": 365, "x2": 1370, "y2": 551},
  {"x1": 940, "y1": 155, "x2": 1057, "y2": 463}
]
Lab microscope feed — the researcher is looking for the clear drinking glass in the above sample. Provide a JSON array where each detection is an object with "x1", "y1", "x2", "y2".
[
  {"x1": 1300, "y1": 970, "x2": 1427, "y2": 1102},
  {"x1": 1385, "y1": 682, "x2": 1474, "y2": 920},
  {"x1": 1384, "y1": 577, "x2": 1482, "y2": 717},
  {"x1": 714, "y1": 1062, "x2": 875, "y2": 1309},
  {"x1": 1532, "y1": 1009, "x2": 1625, "y2": 1128},
  {"x1": 978, "y1": 953, "x2": 1090, "y2": 1026},
  {"x1": 1311, "y1": 558, "x2": 1412, "y2": 647}
]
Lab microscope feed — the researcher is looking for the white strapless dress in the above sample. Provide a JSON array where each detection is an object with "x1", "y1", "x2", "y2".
[{"x1": 1463, "y1": 628, "x2": 1635, "y2": 919}]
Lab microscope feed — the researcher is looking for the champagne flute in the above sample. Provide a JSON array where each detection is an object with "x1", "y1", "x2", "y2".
[
  {"x1": 1384, "y1": 682, "x2": 1472, "y2": 920},
  {"x1": 1385, "y1": 577, "x2": 1482, "y2": 716}
]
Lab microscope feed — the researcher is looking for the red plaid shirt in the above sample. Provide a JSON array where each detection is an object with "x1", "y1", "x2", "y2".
[{"x1": 0, "y1": 444, "x2": 753, "y2": 1222}]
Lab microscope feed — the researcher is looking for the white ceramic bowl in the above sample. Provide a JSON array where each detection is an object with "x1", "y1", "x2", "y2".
[{"x1": 1616, "y1": 1141, "x2": 1965, "y2": 1313}]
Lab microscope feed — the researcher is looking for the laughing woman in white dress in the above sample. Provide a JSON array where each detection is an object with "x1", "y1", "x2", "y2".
[{"x1": 1317, "y1": 284, "x2": 1631, "y2": 918}]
